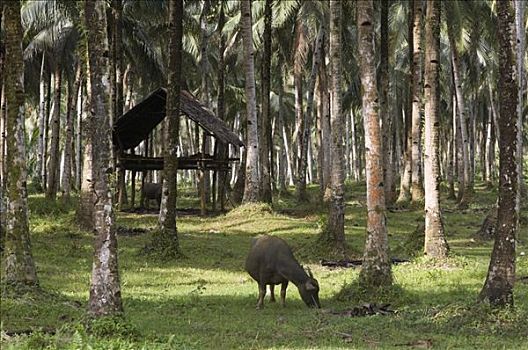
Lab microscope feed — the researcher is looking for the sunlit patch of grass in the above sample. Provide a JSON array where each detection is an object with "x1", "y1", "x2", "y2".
[{"x1": 1, "y1": 182, "x2": 528, "y2": 349}]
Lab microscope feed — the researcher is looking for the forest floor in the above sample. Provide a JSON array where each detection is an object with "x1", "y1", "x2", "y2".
[{"x1": 1, "y1": 182, "x2": 528, "y2": 349}]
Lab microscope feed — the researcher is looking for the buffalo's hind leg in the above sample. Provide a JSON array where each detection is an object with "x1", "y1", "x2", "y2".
[
  {"x1": 280, "y1": 281, "x2": 288, "y2": 307},
  {"x1": 256, "y1": 282, "x2": 266, "y2": 309},
  {"x1": 269, "y1": 284, "x2": 276, "y2": 302}
]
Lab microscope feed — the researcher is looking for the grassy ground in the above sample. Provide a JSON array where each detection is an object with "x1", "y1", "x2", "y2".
[{"x1": 1, "y1": 182, "x2": 527, "y2": 349}]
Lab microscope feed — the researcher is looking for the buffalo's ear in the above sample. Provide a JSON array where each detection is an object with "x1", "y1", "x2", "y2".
[{"x1": 305, "y1": 280, "x2": 317, "y2": 291}]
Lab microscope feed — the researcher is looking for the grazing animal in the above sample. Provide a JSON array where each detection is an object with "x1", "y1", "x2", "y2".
[
  {"x1": 141, "y1": 183, "x2": 162, "y2": 209},
  {"x1": 245, "y1": 235, "x2": 321, "y2": 309}
]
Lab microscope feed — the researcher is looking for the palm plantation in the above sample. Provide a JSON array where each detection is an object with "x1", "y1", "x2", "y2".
[{"x1": 0, "y1": 0, "x2": 526, "y2": 348}]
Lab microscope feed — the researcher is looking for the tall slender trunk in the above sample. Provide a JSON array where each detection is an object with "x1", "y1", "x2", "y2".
[
  {"x1": 157, "y1": 0, "x2": 183, "y2": 257},
  {"x1": 241, "y1": 0, "x2": 260, "y2": 203},
  {"x1": 446, "y1": 8, "x2": 471, "y2": 208},
  {"x1": 485, "y1": 103, "x2": 495, "y2": 187},
  {"x1": 358, "y1": 0, "x2": 392, "y2": 287},
  {"x1": 46, "y1": 65, "x2": 62, "y2": 200},
  {"x1": 515, "y1": 0, "x2": 525, "y2": 220},
  {"x1": 62, "y1": 64, "x2": 81, "y2": 200},
  {"x1": 324, "y1": 0, "x2": 346, "y2": 253},
  {"x1": 260, "y1": 0, "x2": 273, "y2": 203},
  {"x1": 411, "y1": 0, "x2": 424, "y2": 202},
  {"x1": 380, "y1": 0, "x2": 394, "y2": 206},
  {"x1": 216, "y1": 3, "x2": 228, "y2": 210},
  {"x1": 3, "y1": 0, "x2": 38, "y2": 286},
  {"x1": 42, "y1": 71, "x2": 51, "y2": 191},
  {"x1": 423, "y1": 0, "x2": 448, "y2": 258},
  {"x1": 75, "y1": 81, "x2": 83, "y2": 191},
  {"x1": 296, "y1": 26, "x2": 325, "y2": 201},
  {"x1": 480, "y1": 0, "x2": 517, "y2": 306},
  {"x1": 319, "y1": 55, "x2": 332, "y2": 196},
  {"x1": 37, "y1": 55, "x2": 47, "y2": 190},
  {"x1": 397, "y1": 1, "x2": 413, "y2": 204},
  {"x1": 277, "y1": 70, "x2": 287, "y2": 194}
]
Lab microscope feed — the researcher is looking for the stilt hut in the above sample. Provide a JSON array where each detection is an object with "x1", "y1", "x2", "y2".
[{"x1": 112, "y1": 87, "x2": 244, "y2": 214}]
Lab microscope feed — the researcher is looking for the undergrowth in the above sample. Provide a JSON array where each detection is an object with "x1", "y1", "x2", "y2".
[{"x1": 1, "y1": 182, "x2": 527, "y2": 349}]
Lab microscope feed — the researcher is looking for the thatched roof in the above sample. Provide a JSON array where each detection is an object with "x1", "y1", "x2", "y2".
[{"x1": 113, "y1": 88, "x2": 244, "y2": 150}]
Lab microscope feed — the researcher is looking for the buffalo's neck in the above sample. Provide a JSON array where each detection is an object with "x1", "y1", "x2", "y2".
[{"x1": 277, "y1": 256, "x2": 309, "y2": 286}]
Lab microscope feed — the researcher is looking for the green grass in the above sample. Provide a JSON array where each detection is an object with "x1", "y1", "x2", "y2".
[{"x1": 1, "y1": 182, "x2": 528, "y2": 349}]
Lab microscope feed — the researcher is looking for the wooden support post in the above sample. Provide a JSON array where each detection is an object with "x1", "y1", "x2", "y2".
[
  {"x1": 131, "y1": 170, "x2": 136, "y2": 209},
  {"x1": 200, "y1": 161, "x2": 206, "y2": 216}
]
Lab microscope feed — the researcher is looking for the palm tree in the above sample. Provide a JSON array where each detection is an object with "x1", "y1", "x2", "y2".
[
  {"x1": 410, "y1": 0, "x2": 424, "y2": 202},
  {"x1": 514, "y1": 0, "x2": 525, "y2": 225},
  {"x1": 157, "y1": 0, "x2": 183, "y2": 257},
  {"x1": 241, "y1": 0, "x2": 260, "y2": 203},
  {"x1": 479, "y1": 0, "x2": 518, "y2": 307},
  {"x1": 446, "y1": 2, "x2": 471, "y2": 209},
  {"x1": 380, "y1": 0, "x2": 394, "y2": 206},
  {"x1": 85, "y1": 0, "x2": 122, "y2": 316},
  {"x1": 2, "y1": 0, "x2": 39, "y2": 287},
  {"x1": 423, "y1": 0, "x2": 448, "y2": 259},
  {"x1": 357, "y1": 0, "x2": 392, "y2": 287},
  {"x1": 324, "y1": 0, "x2": 345, "y2": 253},
  {"x1": 259, "y1": 0, "x2": 273, "y2": 204},
  {"x1": 396, "y1": 0, "x2": 413, "y2": 205}
]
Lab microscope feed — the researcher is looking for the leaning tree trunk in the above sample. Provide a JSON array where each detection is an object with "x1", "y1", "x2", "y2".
[
  {"x1": 410, "y1": 0, "x2": 424, "y2": 203},
  {"x1": 3, "y1": 0, "x2": 39, "y2": 286},
  {"x1": 46, "y1": 64, "x2": 62, "y2": 200},
  {"x1": 358, "y1": 0, "x2": 392, "y2": 287},
  {"x1": 259, "y1": 0, "x2": 273, "y2": 204},
  {"x1": 85, "y1": 0, "x2": 123, "y2": 316},
  {"x1": 324, "y1": 0, "x2": 346, "y2": 254},
  {"x1": 423, "y1": 0, "x2": 448, "y2": 259},
  {"x1": 380, "y1": 0, "x2": 395, "y2": 206},
  {"x1": 241, "y1": 0, "x2": 260, "y2": 203},
  {"x1": 479, "y1": 0, "x2": 518, "y2": 307},
  {"x1": 157, "y1": 0, "x2": 182, "y2": 257}
]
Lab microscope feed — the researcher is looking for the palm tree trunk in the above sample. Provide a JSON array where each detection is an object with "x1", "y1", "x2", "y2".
[
  {"x1": 46, "y1": 64, "x2": 62, "y2": 200},
  {"x1": 259, "y1": 0, "x2": 273, "y2": 203},
  {"x1": 3, "y1": 0, "x2": 39, "y2": 286},
  {"x1": 216, "y1": 3, "x2": 228, "y2": 210},
  {"x1": 380, "y1": 0, "x2": 395, "y2": 206},
  {"x1": 75, "y1": 81, "x2": 83, "y2": 191},
  {"x1": 157, "y1": 0, "x2": 183, "y2": 257},
  {"x1": 277, "y1": 70, "x2": 288, "y2": 194},
  {"x1": 62, "y1": 64, "x2": 81, "y2": 201},
  {"x1": 318, "y1": 56, "x2": 332, "y2": 195},
  {"x1": 423, "y1": 0, "x2": 448, "y2": 258},
  {"x1": 324, "y1": 0, "x2": 346, "y2": 253},
  {"x1": 515, "y1": 0, "x2": 525, "y2": 220},
  {"x1": 297, "y1": 26, "x2": 325, "y2": 202},
  {"x1": 85, "y1": 0, "x2": 123, "y2": 316},
  {"x1": 397, "y1": 1, "x2": 414, "y2": 204},
  {"x1": 37, "y1": 55, "x2": 47, "y2": 191},
  {"x1": 241, "y1": 0, "x2": 260, "y2": 203},
  {"x1": 358, "y1": 0, "x2": 392, "y2": 287},
  {"x1": 480, "y1": 0, "x2": 517, "y2": 306},
  {"x1": 446, "y1": 11, "x2": 471, "y2": 208},
  {"x1": 410, "y1": 0, "x2": 424, "y2": 202}
]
